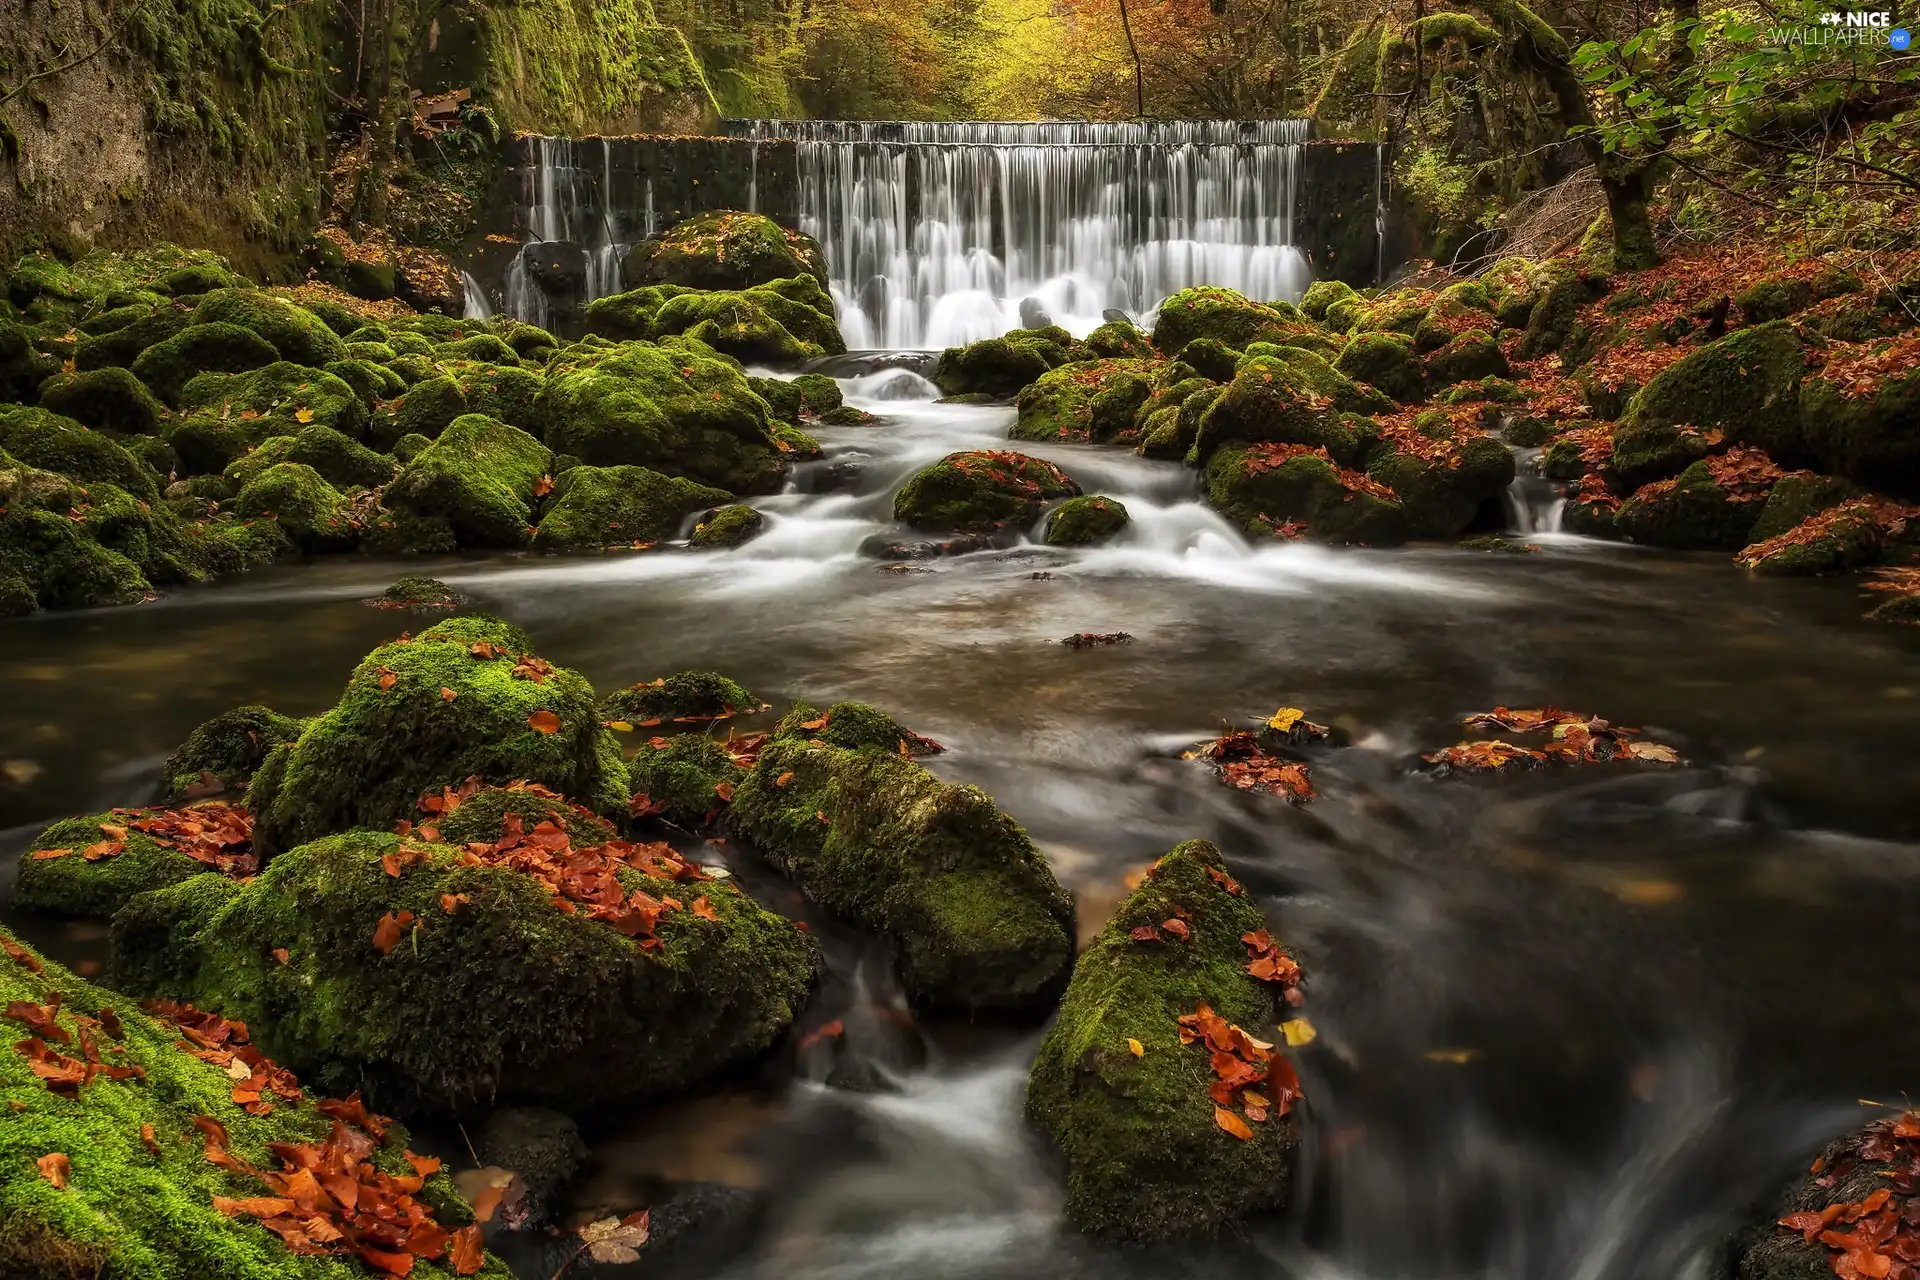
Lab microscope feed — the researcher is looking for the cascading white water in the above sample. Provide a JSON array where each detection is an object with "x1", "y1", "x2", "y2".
[
  {"x1": 500, "y1": 136, "x2": 652, "y2": 329},
  {"x1": 734, "y1": 120, "x2": 1313, "y2": 349}
]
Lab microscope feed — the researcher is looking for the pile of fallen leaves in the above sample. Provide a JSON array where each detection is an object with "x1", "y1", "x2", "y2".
[
  {"x1": 1700, "y1": 445, "x2": 1786, "y2": 498},
  {"x1": 196, "y1": 1098, "x2": 483, "y2": 1276},
  {"x1": 414, "y1": 776, "x2": 604, "y2": 838},
  {"x1": 1811, "y1": 332, "x2": 1920, "y2": 401},
  {"x1": 5, "y1": 991, "x2": 145, "y2": 1096},
  {"x1": 1775, "y1": 1111, "x2": 1920, "y2": 1280},
  {"x1": 1423, "y1": 707, "x2": 1682, "y2": 774},
  {"x1": 30, "y1": 803, "x2": 257, "y2": 877},
  {"x1": 1737, "y1": 498, "x2": 1918, "y2": 569},
  {"x1": 1241, "y1": 928, "x2": 1305, "y2": 1006},
  {"x1": 1184, "y1": 731, "x2": 1316, "y2": 804},
  {"x1": 1060, "y1": 632, "x2": 1132, "y2": 648},
  {"x1": 1177, "y1": 1001, "x2": 1301, "y2": 1141},
  {"x1": 387, "y1": 811, "x2": 720, "y2": 949},
  {"x1": 143, "y1": 998, "x2": 301, "y2": 1117}
]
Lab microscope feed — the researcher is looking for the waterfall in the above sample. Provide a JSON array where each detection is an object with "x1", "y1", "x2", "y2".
[
  {"x1": 733, "y1": 119, "x2": 1313, "y2": 349},
  {"x1": 459, "y1": 270, "x2": 494, "y2": 321},
  {"x1": 498, "y1": 136, "x2": 630, "y2": 332},
  {"x1": 1506, "y1": 448, "x2": 1568, "y2": 535}
]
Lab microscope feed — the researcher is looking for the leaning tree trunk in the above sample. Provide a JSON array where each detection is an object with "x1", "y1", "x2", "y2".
[{"x1": 1596, "y1": 159, "x2": 1661, "y2": 271}]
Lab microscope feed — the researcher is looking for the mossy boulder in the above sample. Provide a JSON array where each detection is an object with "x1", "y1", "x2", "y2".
[
  {"x1": 1025, "y1": 839, "x2": 1298, "y2": 1241},
  {"x1": 189, "y1": 289, "x2": 347, "y2": 369},
  {"x1": 1083, "y1": 320, "x2": 1154, "y2": 360},
  {"x1": 1138, "y1": 382, "x2": 1224, "y2": 460},
  {"x1": 168, "y1": 363, "x2": 369, "y2": 477},
  {"x1": 1747, "y1": 471, "x2": 1854, "y2": 543},
  {"x1": 1739, "y1": 504, "x2": 1884, "y2": 576},
  {"x1": 375, "y1": 575, "x2": 465, "y2": 610},
  {"x1": 12, "y1": 812, "x2": 212, "y2": 918},
  {"x1": 531, "y1": 465, "x2": 728, "y2": 551},
  {"x1": 628, "y1": 735, "x2": 741, "y2": 825},
  {"x1": 232, "y1": 464, "x2": 357, "y2": 553},
  {"x1": 1365, "y1": 435, "x2": 1515, "y2": 539},
  {"x1": 429, "y1": 784, "x2": 619, "y2": 848},
  {"x1": 774, "y1": 700, "x2": 940, "y2": 756},
  {"x1": 1799, "y1": 358, "x2": 1920, "y2": 499},
  {"x1": 1151, "y1": 287, "x2": 1300, "y2": 354},
  {"x1": 163, "y1": 704, "x2": 305, "y2": 800},
  {"x1": 1, "y1": 317, "x2": 60, "y2": 400},
  {"x1": 1301, "y1": 279, "x2": 1359, "y2": 323},
  {"x1": 1423, "y1": 331, "x2": 1511, "y2": 387},
  {"x1": 0, "y1": 408, "x2": 159, "y2": 501},
  {"x1": 106, "y1": 829, "x2": 819, "y2": 1111},
  {"x1": 1730, "y1": 1114, "x2": 1917, "y2": 1280},
  {"x1": 730, "y1": 733, "x2": 1074, "y2": 1015},
  {"x1": 248, "y1": 616, "x2": 628, "y2": 855},
  {"x1": 1011, "y1": 359, "x2": 1157, "y2": 443},
  {"x1": 1335, "y1": 331, "x2": 1425, "y2": 403},
  {"x1": 540, "y1": 341, "x2": 787, "y2": 494},
  {"x1": 1517, "y1": 260, "x2": 1605, "y2": 359},
  {"x1": 225, "y1": 425, "x2": 394, "y2": 492},
  {"x1": 1191, "y1": 355, "x2": 1353, "y2": 466},
  {"x1": 37, "y1": 368, "x2": 164, "y2": 435},
  {"x1": 644, "y1": 278, "x2": 846, "y2": 365},
  {"x1": 599, "y1": 671, "x2": 760, "y2": 725},
  {"x1": 624, "y1": 210, "x2": 831, "y2": 293},
  {"x1": 377, "y1": 376, "x2": 469, "y2": 449},
  {"x1": 931, "y1": 330, "x2": 1076, "y2": 398},
  {"x1": 1615, "y1": 458, "x2": 1778, "y2": 551},
  {"x1": 384, "y1": 414, "x2": 551, "y2": 550},
  {"x1": 1205, "y1": 441, "x2": 1409, "y2": 544},
  {"x1": 0, "y1": 505, "x2": 150, "y2": 610},
  {"x1": 1620, "y1": 321, "x2": 1808, "y2": 462},
  {"x1": 70, "y1": 305, "x2": 192, "y2": 373},
  {"x1": 1044, "y1": 495, "x2": 1131, "y2": 546},
  {"x1": 1243, "y1": 344, "x2": 1395, "y2": 415},
  {"x1": 893, "y1": 450, "x2": 1081, "y2": 534},
  {"x1": 1411, "y1": 282, "x2": 1498, "y2": 353},
  {"x1": 129, "y1": 322, "x2": 280, "y2": 405},
  {"x1": 688, "y1": 503, "x2": 765, "y2": 549},
  {"x1": 0, "y1": 926, "x2": 511, "y2": 1279}
]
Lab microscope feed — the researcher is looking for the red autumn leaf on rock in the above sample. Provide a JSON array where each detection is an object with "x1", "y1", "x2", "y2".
[
  {"x1": 692, "y1": 896, "x2": 720, "y2": 921},
  {"x1": 1162, "y1": 918, "x2": 1190, "y2": 941},
  {"x1": 448, "y1": 1225, "x2": 485, "y2": 1275},
  {"x1": 377, "y1": 666, "x2": 397, "y2": 690},
  {"x1": 713, "y1": 781, "x2": 735, "y2": 803},
  {"x1": 372, "y1": 912, "x2": 415, "y2": 956},
  {"x1": 37, "y1": 1152, "x2": 71, "y2": 1186},
  {"x1": 439, "y1": 687, "x2": 457, "y2": 703},
  {"x1": 2, "y1": 936, "x2": 45, "y2": 973},
  {"x1": 775, "y1": 771, "x2": 794, "y2": 787},
  {"x1": 533, "y1": 474, "x2": 554, "y2": 497},
  {"x1": 1129, "y1": 924, "x2": 1162, "y2": 943},
  {"x1": 5, "y1": 994, "x2": 70, "y2": 1043},
  {"x1": 1214, "y1": 1107, "x2": 1254, "y2": 1141},
  {"x1": 140, "y1": 1123, "x2": 161, "y2": 1156},
  {"x1": 527, "y1": 710, "x2": 561, "y2": 734}
]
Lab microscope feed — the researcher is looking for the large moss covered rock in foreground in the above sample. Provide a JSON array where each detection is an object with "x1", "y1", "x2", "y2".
[
  {"x1": 730, "y1": 728, "x2": 1074, "y2": 1015},
  {"x1": 383, "y1": 414, "x2": 551, "y2": 550},
  {"x1": 531, "y1": 465, "x2": 727, "y2": 551},
  {"x1": 0, "y1": 926, "x2": 509, "y2": 1279},
  {"x1": 892, "y1": 449, "x2": 1080, "y2": 534},
  {"x1": 106, "y1": 829, "x2": 819, "y2": 1111},
  {"x1": 1026, "y1": 839, "x2": 1299, "y2": 1241},
  {"x1": 13, "y1": 811, "x2": 212, "y2": 918},
  {"x1": 248, "y1": 616, "x2": 627, "y2": 855}
]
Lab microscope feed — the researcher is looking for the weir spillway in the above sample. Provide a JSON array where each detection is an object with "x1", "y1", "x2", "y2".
[{"x1": 466, "y1": 123, "x2": 1391, "y2": 345}]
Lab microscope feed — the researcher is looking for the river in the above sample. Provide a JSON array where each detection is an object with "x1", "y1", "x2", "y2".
[{"x1": 3, "y1": 364, "x2": 1918, "y2": 1279}]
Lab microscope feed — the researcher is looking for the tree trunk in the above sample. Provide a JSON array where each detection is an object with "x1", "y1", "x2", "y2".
[
  {"x1": 1116, "y1": 0, "x2": 1145, "y2": 118},
  {"x1": 1598, "y1": 161, "x2": 1660, "y2": 271}
]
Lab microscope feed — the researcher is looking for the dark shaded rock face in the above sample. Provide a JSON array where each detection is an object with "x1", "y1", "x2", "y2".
[
  {"x1": 1020, "y1": 297, "x2": 1054, "y2": 329},
  {"x1": 524, "y1": 241, "x2": 588, "y2": 297}
]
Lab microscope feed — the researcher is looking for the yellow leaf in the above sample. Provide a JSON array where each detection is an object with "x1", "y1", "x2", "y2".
[
  {"x1": 294, "y1": 407, "x2": 315, "y2": 424},
  {"x1": 1279, "y1": 1017, "x2": 1316, "y2": 1047},
  {"x1": 1127, "y1": 1038, "x2": 1143, "y2": 1057},
  {"x1": 1266, "y1": 707, "x2": 1305, "y2": 731},
  {"x1": 605, "y1": 721, "x2": 634, "y2": 732},
  {"x1": 1424, "y1": 1048, "x2": 1483, "y2": 1064}
]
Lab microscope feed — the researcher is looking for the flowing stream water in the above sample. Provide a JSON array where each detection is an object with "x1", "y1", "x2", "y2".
[{"x1": 4, "y1": 368, "x2": 1920, "y2": 1279}]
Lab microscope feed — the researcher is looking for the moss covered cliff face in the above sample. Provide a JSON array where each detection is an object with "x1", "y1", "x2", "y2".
[{"x1": 0, "y1": 0, "x2": 329, "y2": 269}]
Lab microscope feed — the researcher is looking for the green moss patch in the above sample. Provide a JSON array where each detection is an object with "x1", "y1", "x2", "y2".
[{"x1": 892, "y1": 450, "x2": 1080, "y2": 534}]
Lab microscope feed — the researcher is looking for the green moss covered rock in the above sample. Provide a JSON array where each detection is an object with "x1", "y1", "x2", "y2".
[
  {"x1": 1334, "y1": 330, "x2": 1424, "y2": 403},
  {"x1": 1799, "y1": 358, "x2": 1920, "y2": 499},
  {"x1": 730, "y1": 732, "x2": 1073, "y2": 1015},
  {"x1": 1365, "y1": 434, "x2": 1515, "y2": 539},
  {"x1": 1747, "y1": 471, "x2": 1854, "y2": 544},
  {"x1": 688, "y1": 503, "x2": 765, "y2": 549},
  {"x1": 232, "y1": 464, "x2": 357, "y2": 553},
  {"x1": 248, "y1": 616, "x2": 627, "y2": 855},
  {"x1": 1191, "y1": 355, "x2": 1353, "y2": 465},
  {"x1": 129, "y1": 322, "x2": 280, "y2": 405},
  {"x1": 378, "y1": 376, "x2": 469, "y2": 448},
  {"x1": 37, "y1": 368, "x2": 164, "y2": 435},
  {"x1": 71, "y1": 304, "x2": 192, "y2": 374},
  {"x1": 531, "y1": 464, "x2": 728, "y2": 551},
  {"x1": 1423, "y1": 331, "x2": 1511, "y2": 387},
  {"x1": 1620, "y1": 321, "x2": 1807, "y2": 462},
  {"x1": 1011, "y1": 359, "x2": 1156, "y2": 444},
  {"x1": 1, "y1": 317, "x2": 61, "y2": 400},
  {"x1": 893, "y1": 449, "x2": 1080, "y2": 533},
  {"x1": 224, "y1": 425, "x2": 394, "y2": 492},
  {"x1": 623, "y1": 210, "x2": 831, "y2": 293},
  {"x1": 163, "y1": 704, "x2": 305, "y2": 800},
  {"x1": 105, "y1": 829, "x2": 819, "y2": 1110},
  {"x1": 384, "y1": 414, "x2": 550, "y2": 550},
  {"x1": 1615, "y1": 456, "x2": 1778, "y2": 551},
  {"x1": 1301, "y1": 279, "x2": 1359, "y2": 323},
  {"x1": 600, "y1": 670, "x2": 760, "y2": 725},
  {"x1": 12, "y1": 812, "x2": 212, "y2": 918},
  {"x1": 1044, "y1": 495, "x2": 1131, "y2": 546},
  {"x1": 629, "y1": 735, "x2": 741, "y2": 824},
  {"x1": 1151, "y1": 287, "x2": 1302, "y2": 354},
  {"x1": 1739, "y1": 503, "x2": 1883, "y2": 576},
  {"x1": 1083, "y1": 319, "x2": 1154, "y2": 359},
  {"x1": 645, "y1": 277, "x2": 846, "y2": 365},
  {"x1": 540, "y1": 340, "x2": 787, "y2": 494},
  {"x1": 0, "y1": 408, "x2": 159, "y2": 501},
  {"x1": 1205, "y1": 441, "x2": 1408, "y2": 544},
  {"x1": 1026, "y1": 839, "x2": 1298, "y2": 1241},
  {"x1": 189, "y1": 289, "x2": 347, "y2": 369},
  {"x1": 931, "y1": 329, "x2": 1076, "y2": 398},
  {"x1": 0, "y1": 926, "x2": 511, "y2": 1279}
]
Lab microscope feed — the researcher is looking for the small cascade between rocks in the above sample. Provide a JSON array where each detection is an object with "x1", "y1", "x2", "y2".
[
  {"x1": 1506, "y1": 447, "x2": 1568, "y2": 535},
  {"x1": 494, "y1": 136, "x2": 659, "y2": 332},
  {"x1": 733, "y1": 119, "x2": 1314, "y2": 349}
]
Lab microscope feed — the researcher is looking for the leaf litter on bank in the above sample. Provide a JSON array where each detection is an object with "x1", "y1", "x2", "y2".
[
  {"x1": 1774, "y1": 1109, "x2": 1920, "y2": 1280},
  {"x1": 1424, "y1": 707, "x2": 1683, "y2": 775},
  {"x1": 29, "y1": 802, "x2": 258, "y2": 875}
]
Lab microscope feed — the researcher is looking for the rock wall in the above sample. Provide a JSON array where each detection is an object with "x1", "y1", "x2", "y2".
[{"x1": 0, "y1": 0, "x2": 330, "y2": 272}]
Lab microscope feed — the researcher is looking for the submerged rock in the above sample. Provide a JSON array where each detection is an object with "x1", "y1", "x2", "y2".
[
  {"x1": 368, "y1": 574, "x2": 466, "y2": 611},
  {"x1": 1026, "y1": 839, "x2": 1301, "y2": 1241},
  {"x1": 730, "y1": 713, "x2": 1072, "y2": 1015},
  {"x1": 0, "y1": 925, "x2": 510, "y2": 1279},
  {"x1": 892, "y1": 449, "x2": 1080, "y2": 534},
  {"x1": 107, "y1": 826, "x2": 820, "y2": 1111},
  {"x1": 248, "y1": 615, "x2": 627, "y2": 855}
]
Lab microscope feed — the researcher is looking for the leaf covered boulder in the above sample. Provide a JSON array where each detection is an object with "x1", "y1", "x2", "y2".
[
  {"x1": 0, "y1": 926, "x2": 510, "y2": 1279},
  {"x1": 729, "y1": 707, "x2": 1073, "y2": 1015},
  {"x1": 248, "y1": 616, "x2": 628, "y2": 855},
  {"x1": 892, "y1": 449, "x2": 1081, "y2": 535},
  {"x1": 621, "y1": 210, "x2": 831, "y2": 293},
  {"x1": 107, "y1": 821, "x2": 819, "y2": 1111},
  {"x1": 1026, "y1": 839, "x2": 1302, "y2": 1242}
]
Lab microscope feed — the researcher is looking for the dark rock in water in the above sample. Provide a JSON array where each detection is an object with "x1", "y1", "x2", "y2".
[
  {"x1": 1102, "y1": 308, "x2": 1133, "y2": 325},
  {"x1": 643, "y1": 1181, "x2": 768, "y2": 1271},
  {"x1": 365, "y1": 574, "x2": 465, "y2": 612},
  {"x1": 523, "y1": 241, "x2": 587, "y2": 297},
  {"x1": 480, "y1": 1106, "x2": 587, "y2": 1227},
  {"x1": 792, "y1": 458, "x2": 863, "y2": 494},
  {"x1": 1019, "y1": 297, "x2": 1054, "y2": 329},
  {"x1": 859, "y1": 531, "x2": 1008, "y2": 560},
  {"x1": 934, "y1": 392, "x2": 999, "y2": 405}
]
